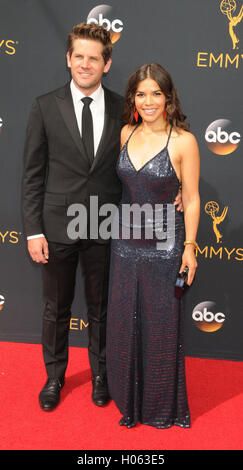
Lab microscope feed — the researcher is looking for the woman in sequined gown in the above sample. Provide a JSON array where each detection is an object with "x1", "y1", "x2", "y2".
[{"x1": 106, "y1": 63, "x2": 200, "y2": 428}]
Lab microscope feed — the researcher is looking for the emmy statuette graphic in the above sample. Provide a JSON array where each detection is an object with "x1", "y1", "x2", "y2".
[
  {"x1": 220, "y1": 0, "x2": 243, "y2": 49},
  {"x1": 205, "y1": 201, "x2": 228, "y2": 243}
]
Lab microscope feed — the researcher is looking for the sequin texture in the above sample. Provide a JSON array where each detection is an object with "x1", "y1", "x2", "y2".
[{"x1": 106, "y1": 127, "x2": 190, "y2": 428}]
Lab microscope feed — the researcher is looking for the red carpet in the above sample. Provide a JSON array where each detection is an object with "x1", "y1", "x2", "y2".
[{"x1": 0, "y1": 342, "x2": 242, "y2": 450}]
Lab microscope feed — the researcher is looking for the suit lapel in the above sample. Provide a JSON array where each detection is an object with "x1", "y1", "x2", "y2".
[
  {"x1": 55, "y1": 83, "x2": 91, "y2": 166},
  {"x1": 89, "y1": 87, "x2": 116, "y2": 174}
]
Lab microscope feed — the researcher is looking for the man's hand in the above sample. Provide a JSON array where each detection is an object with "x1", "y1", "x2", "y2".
[
  {"x1": 28, "y1": 237, "x2": 49, "y2": 264},
  {"x1": 173, "y1": 188, "x2": 183, "y2": 212}
]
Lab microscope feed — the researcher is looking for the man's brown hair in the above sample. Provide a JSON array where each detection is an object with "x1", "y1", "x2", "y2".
[{"x1": 67, "y1": 22, "x2": 113, "y2": 64}]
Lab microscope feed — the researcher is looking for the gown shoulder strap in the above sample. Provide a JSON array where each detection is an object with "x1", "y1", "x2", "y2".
[
  {"x1": 126, "y1": 124, "x2": 139, "y2": 144},
  {"x1": 165, "y1": 125, "x2": 173, "y2": 148}
]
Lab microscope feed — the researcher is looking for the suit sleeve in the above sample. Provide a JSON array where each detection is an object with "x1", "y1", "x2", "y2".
[{"x1": 21, "y1": 99, "x2": 48, "y2": 237}]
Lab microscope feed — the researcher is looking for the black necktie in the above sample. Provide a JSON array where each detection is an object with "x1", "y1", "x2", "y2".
[{"x1": 81, "y1": 97, "x2": 94, "y2": 164}]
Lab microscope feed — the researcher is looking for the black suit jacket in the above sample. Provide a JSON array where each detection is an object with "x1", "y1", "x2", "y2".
[{"x1": 22, "y1": 82, "x2": 124, "y2": 244}]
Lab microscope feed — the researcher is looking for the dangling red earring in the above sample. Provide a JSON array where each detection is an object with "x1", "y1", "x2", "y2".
[
  {"x1": 163, "y1": 108, "x2": 167, "y2": 120},
  {"x1": 134, "y1": 107, "x2": 139, "y2": 122}
]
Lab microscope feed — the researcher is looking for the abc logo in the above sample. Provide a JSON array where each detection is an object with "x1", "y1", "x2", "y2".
[
  {"x1": 192, "y1": 301, "x2": 225, "y2": 332},
  {"x1": 87, "y1": 5, "x2": 123, "y2": 43},
  {"x1": 205, "y1": 119, "x2": 240, "y2": 155},
  {"x1": 0, "y1": 294, "x2": 5, "y2": 311}
]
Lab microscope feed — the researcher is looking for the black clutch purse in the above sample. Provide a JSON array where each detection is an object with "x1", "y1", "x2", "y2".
[{"x1": 174, "y1": 266, "x2": 189, "y2": 299}]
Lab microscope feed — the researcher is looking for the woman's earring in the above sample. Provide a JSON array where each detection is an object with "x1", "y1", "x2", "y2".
[
  {"x1": 134, "y1": 108, "x2": 139, "y2": 122},
  {"x1": 163, "y1": 108, "x2": 167, "y2": 120}
]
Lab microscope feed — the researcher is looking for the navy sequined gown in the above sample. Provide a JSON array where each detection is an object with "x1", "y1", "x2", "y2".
[{"x1": 106, "y1": 126, "x2": 190, "y2": 428}]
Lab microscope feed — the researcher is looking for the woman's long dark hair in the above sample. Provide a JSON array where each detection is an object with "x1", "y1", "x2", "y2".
[{"x1": 123, "y1": 63, "x2": 189, "y2": 131}]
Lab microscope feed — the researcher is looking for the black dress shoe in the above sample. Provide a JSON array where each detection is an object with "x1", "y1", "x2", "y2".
[
  {"x1": 39, "y1": 377, "x2": 65, "y2": 411},
  {"x1": 91, "y1": 375, "x2": 110, "y2": 406}
]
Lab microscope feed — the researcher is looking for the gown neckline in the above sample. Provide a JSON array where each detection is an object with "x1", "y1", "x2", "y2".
[{"x1": 125, "y1": 141, "x2": 181, "y2": 184}]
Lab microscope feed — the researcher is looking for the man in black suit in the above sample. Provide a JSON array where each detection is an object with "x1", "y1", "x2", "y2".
[{"x1": 22, "y1": 23, "x2": 124, "y2": 411}]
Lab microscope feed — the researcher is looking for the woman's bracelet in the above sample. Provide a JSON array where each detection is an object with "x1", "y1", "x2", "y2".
[{"x1": 184, "y1": 240, "x2": 199, "y2": 249}]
